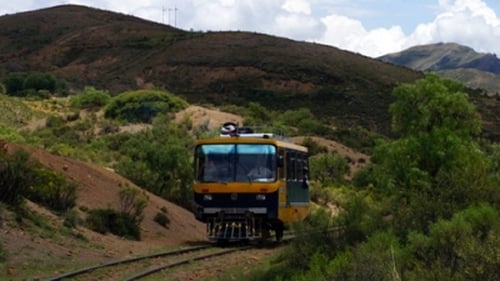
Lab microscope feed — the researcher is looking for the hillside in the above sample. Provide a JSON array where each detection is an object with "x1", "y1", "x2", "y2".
[
  {"x1": 1, "y1": 5, "x2": 498, "y2": 140},
  {"x1": 0, "y1": 140, "x2": 206, "y2": 279},
  {"x1": 0, "y1": 4, "x2": 423, "y2": 138},
  {"x1": 0, "y1": 102, "x2": 372, "y2": 279}
]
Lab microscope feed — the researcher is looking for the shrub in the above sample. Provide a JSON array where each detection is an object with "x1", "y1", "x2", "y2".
[
  {"x1": 104, "y1": 89, "x2": 188, "y2": 123},
  {"x1": 2, "y1": 73, "x2": 25, "y2": 96},
  {"x1": 86, "y1": 208, "x2": 141, "y2": 240},
  {"x1": 310, "y1": 152, "x2": 349, "y2": 185},
  {"x1": 0, "y1": 147, "x2": 77, "y2": 211},
  {"x1": 348, "y1": 231, "x2": 405, "y2": 281},
  {"x1": 153, "y1": 212, "x2": 170, "y2": 227},
  {"x1": 0, "y1": 243, "x2": 5, "y2": 262},
  {"x1": 70, "y1": 86, "x2": 110, "y2": 110},
  {"x1": 63, "y1": 209, "x2": 81, "y2": 228},
  {"x1": 45, "y1": 115, "x2": 66, "y2": 128},
  {"x1": 118, "y1": 186, "x2": 147, "y2": 224},
  {"x1": 300, "y1": 137, "x2": 328, "y2": 156},
  {"x1": 0, "y1": 150, "x2": 33, "y2": 206},
  {"x1": 406, "y1": 204, "x2": 500, "y2": 281},
  {"x1": 279, "y1": 208, "x2": 338, "y2": 270},
  {"x1": 27, "y1": 168, "x2": 78, "y2": 212}
]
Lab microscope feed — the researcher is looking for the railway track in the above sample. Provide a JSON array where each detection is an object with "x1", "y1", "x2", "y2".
[
  {"x1": 44, "y1": 228, "x2": 339, "y2": 280},
  {"x1": 44, "y1": 242, "x2": 266, "y2": 281}
]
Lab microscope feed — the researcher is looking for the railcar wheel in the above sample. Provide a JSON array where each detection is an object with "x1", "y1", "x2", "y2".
[{"x1": 275, "y1": 224, "x2": 284, "y2": 242}]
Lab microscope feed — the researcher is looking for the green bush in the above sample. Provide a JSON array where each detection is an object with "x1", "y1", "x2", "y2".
[
  {"x1": 2, "y1": 73, "x2": 25, "y2": 96},
  {"x1": 406, "y1": 204, "x2": 500, "y2": 281},
  {"x1": 0, "y1": 145, "x2": 77, "y2": 211},
  {"x1": 2, "y1": 72, "x2": 67, "y2": 97},
  {"x1": 27, "y1": 169, "x2": 77, "y2": 212},
  {"x1": 63, "y1": 209, "x2": 81, "y2": 228},
  {"x1": 348, "y1": 231, "x2": 405, "y2": 281},
  {"x1": 300, "y1": 137, "x2": 328, "y2": 156},
  {"x1": 114, "y1": 123, "x2": 194, "y2": 209},
  {"x1": 70, "y1": 86, "x2": 110, "y2": 110},
  {"x1": 153, "y1": 212, "x2": 170, "y2": 227},
  {"x1": 104, "y1": 89, "x2": 188, "y2": 123},
  {"x1": 310, "y1": 152, "x2": 349, "y2": 185},
  {"x1": 45, "y1": 115, "x2": 66, "y2": 128},
  {"x1": 86, "y1": 208, "x2": 141, "y2": 240},
  {"x1": 118, "y1": 186, "x2": 147, "y2": 224},
  {"x1": 0, "y1": 150, "x2": 33, "y2": 206},
  {"x1": 279, "y1": 208, "x2": 338, "y2": 271},
  {"x1": 23, "y1": 72, "x2": 57, "y2": 94}
]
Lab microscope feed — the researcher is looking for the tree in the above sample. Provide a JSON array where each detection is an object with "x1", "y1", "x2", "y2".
[
  {"x1": 114, "y1": 118, "x2": 194, "y2": 209},
  {"x1": 310, "y1": 152, "x2": 349, "y2": 185},
  {"x1": 2, "y1": 73, "x2": 25, "y2": 96},
  {"x1": 364, "y1": 74, "x2": 494, "y2": 234},
  {"x1": 23, "y1": 72, "x2": 57, "y2": 94},
  {"x1": 243, "y1": 102, "x2": 273, "y2": 126},
  {"x1": 390, "y1": 73, "x2": 481, "y2": 138},
  {"x1": 70, "y1": 86, "x2": 110, "y2": 110}
]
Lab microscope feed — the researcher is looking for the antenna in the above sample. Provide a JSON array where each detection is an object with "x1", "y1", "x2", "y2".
[
  {"x1": 168, "y1": 8, "x2": 172, "y2": 25},
  {"x1": 174, "y1": 6, "x2": 178, "y2": 27}
]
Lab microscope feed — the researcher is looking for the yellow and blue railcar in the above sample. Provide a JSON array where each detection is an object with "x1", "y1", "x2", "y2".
[{"x1": 193, "y1": 123, "x2": 310, "y2": 242}]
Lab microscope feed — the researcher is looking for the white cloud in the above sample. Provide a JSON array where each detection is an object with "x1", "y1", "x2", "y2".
[
  {"x1": 282, "y1": 0, "x2": 311, "y2": 15},
  {"x1": 317, "y1": 15, "x2": 407, "y2": 57},
  {"x1": 316, "y1": 0, "x2": 500, "y2": 57},
  {"x1": 405, "y1": 0, "x2": 500, "y2": 55}
]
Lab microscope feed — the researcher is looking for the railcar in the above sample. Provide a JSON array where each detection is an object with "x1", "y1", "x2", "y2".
[{"x1": 193, "y1": 122, "x2": 310, "y2": 242}]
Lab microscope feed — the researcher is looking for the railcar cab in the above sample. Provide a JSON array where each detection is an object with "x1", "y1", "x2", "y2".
[{"x1": 193, "y1": 122, "x2": 310, "y2": 242}]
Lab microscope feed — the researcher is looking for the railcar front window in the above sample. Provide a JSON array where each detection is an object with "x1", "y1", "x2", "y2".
[{"x1": 195, "y1": 144, "x2": 276, "y2": 182}]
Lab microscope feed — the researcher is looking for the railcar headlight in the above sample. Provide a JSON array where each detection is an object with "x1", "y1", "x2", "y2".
[
  {"x1": 256, "y1": 194, "x2": 266, "y2": 200},
  {"x1": 203, "y1": 194, "x2": 213, "y2": 201}
]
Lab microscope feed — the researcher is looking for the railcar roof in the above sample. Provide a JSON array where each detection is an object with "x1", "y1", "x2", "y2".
[{"x1": 196, "y1": 133, "x2": 308, "y2": 153}]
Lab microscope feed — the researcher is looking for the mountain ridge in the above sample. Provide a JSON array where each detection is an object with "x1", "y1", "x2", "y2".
[
  {"x1": 378, "y1": 42, "x2": 500, "y2": 96},
  {"x1": 0, "y1": 5, "x2": 498, "y2": 140}
]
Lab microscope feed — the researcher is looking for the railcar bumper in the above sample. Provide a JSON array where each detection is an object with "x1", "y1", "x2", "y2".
[{"x1": 205, "y1": 208, "x2": 269, "y2": 241}]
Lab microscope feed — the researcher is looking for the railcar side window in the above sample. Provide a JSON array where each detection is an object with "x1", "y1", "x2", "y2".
[
  {"x1": 286, "y1": 151, "x2": 296, "y2": 181},
  {"x1": 278, "y1": 149, "x2": 285, "y2": 180}
]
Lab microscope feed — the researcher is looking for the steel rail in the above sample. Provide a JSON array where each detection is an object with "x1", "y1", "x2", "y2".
[
  {"x1": 44, "y1": 227, "x2": 343, "y2": 280},
  {"x1": 123, "y1": 245, "x2": 254, "y2": 281},
  {"x1": 44, "y1": 244, "x2": 212, "y2": 281}
]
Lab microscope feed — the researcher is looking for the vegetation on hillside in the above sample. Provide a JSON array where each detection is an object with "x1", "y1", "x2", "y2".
[
  {"x1": 1, "y1": 5, "x2": 498, "y2": 141},
  {"x1": 0, "y1": 68, "x2": 498, "y2": 280},
  {"x1": 243, "y1": 74, "x2": 499, "y2": 281},
  {"x1": 0, "y1": 6, "x2": 495, "y2": 277},
  {"x1": 1, "y1": 72, "x2": 68, "y2": 98}
]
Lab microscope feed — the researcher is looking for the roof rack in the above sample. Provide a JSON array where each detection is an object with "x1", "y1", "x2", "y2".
[{"x1": 219, "y1": 122, "x2": 287, "y2": 140}]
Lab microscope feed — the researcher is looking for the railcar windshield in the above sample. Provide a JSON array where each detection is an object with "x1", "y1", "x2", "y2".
[{"x1": 195, "y1": 144, "x2": 277, "y2": 182}]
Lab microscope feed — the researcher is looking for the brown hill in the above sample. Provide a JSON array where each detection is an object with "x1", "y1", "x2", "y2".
[
  {"x1": 0, "y1": 140, "x2": 206, "y2": 278},
  {"x1": 0, "y1": 4, "x2": 424, "y2": 138},
  {"x1": 0, "y1": 5, "x2": 497, "y2": 138}
]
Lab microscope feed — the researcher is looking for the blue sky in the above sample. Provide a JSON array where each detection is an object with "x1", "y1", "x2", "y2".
[{"x1": 2, "y1": 0, "x2": 500, "y2": 58}]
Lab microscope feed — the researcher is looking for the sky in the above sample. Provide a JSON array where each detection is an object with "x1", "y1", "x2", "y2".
[{"x1": 2, "y1": 0, "x2": 500, "y2": 58}]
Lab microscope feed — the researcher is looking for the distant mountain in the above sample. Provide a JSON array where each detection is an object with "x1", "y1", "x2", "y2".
[
  {"x1": 0, "y1": 5, "x2": 497, "y2": 140},
  {"x1": 378, "y1": 43, "x2": 500, "y2": 95}
]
